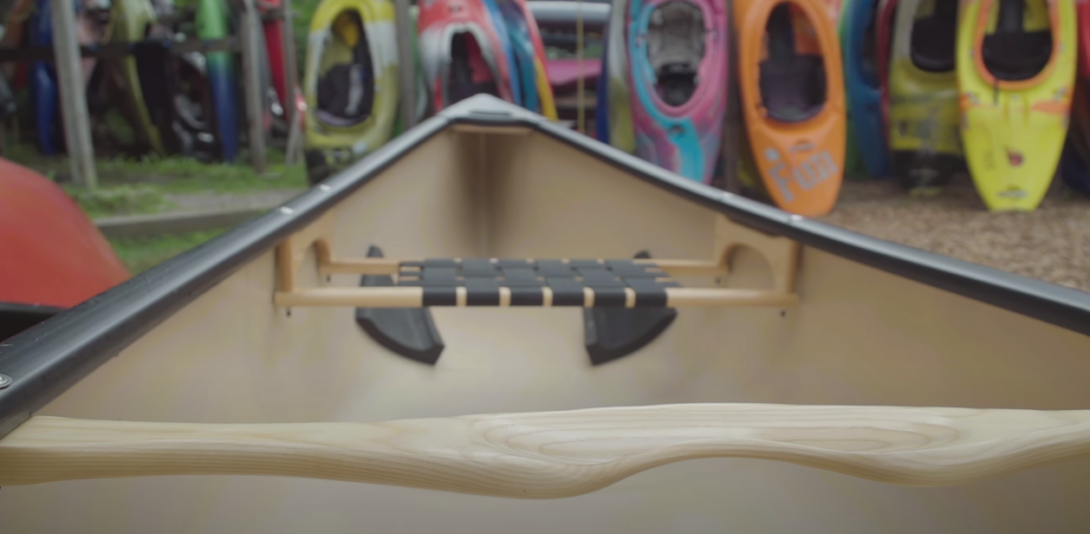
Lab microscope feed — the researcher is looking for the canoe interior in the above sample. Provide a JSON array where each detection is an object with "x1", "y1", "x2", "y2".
[{"x1": 3, "y1": 122, "x2": 1090, "y2": 532}]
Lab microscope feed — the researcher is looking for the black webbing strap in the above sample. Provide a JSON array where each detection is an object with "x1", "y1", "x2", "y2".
[{"x1": 396, "y1": 259, "x2": 682, "y2": 307}]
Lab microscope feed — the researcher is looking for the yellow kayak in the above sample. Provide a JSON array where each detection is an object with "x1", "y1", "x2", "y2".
[
  {"x1": 304, "y1": 0, "x2": 400, "y2": 184},
  {"x1": 888, "y1": 0, "x2": 962, "y2": 195},
  {"x1": 956, "y1": 0, "x2": 1075, "y2": 211}
]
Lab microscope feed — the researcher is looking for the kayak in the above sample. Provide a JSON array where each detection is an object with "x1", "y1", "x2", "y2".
[
  {"x1": 957, "y1": 0, "x2": 1076, "y2": 211},
  {"x1": 496, "y1": 0, "x2": 558, "y2": 118},
  {"x1": 196, "y1": 0, "x2": 241, "y2": 162},
  {"x1": 0, "y1": 158, "x2": 127, "y2": 341},
  {"x1": 735, "y1": 0, "x2": 846, "y2": 216},
  {"x1": 874, "y1": 0, "x2": 898, "y2": 136},
  {"x1": 256, "y1": 0, "x2": 306, "y2": 132},
  {"x1": 887, "y1": 0, "x2": 962, "y2": 194},
  {"x1": 626, "y1": 0, "x2": 728, "y2": 183},
  {"x1": 418, "y1": 0, "x2": 515, "y2": 110},
  {"x1": 836, "y1": 0, "x2": 867, "y2": 178},
  {"x1": 303, "y1": 0, "x2": 399, "y2": 184},
  {"x1": 108, "y1": 0, "x2": 166, "y2": 155},
  {"x1": 1060, "y1": 0, "x2": 1090, "y2": 193},
  {"x1": 842, "y1": 0, "x2": 891, "y2": 178},
  {"x1": 3, "y1": 95, "x2": 1090, "y2": 533}
]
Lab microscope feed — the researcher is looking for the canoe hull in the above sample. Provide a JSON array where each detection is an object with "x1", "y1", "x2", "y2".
[
  {"x1": 3, "y1": 98, "x2": 1090, "y2": 532},
  {"x1": 842, "y1": 0, "x2": 891, "y2": 178}
]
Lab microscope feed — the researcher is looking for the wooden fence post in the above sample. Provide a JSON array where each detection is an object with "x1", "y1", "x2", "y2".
[
  {"x1": 50, "y1": 0, "x2": 97, "y2": 187},
  {"x1": 239, "y1": 0, "x2": 267, "y2": 172},
  {"x1": 394, "y1": 0, "x2": 415, "y2": 130},
  {"x1": 280, "y1": 0, "x2": 304, "y2": 164}
]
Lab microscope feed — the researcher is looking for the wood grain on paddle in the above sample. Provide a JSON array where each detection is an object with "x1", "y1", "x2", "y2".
[{"x1": 2, "y1": 404, "x2": 1089, "y2": 496}]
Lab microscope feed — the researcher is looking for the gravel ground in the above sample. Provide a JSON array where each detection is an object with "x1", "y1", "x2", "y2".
[
  {"x1": 162, "y1": 189, "x2": 306, "y2": 212},
  {"x1": 816, "y1": 176, "x2": 1090, "y2": 292}
]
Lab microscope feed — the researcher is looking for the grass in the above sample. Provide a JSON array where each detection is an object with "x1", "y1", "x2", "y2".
[
  {"x1": 4, "y1": 143, "x2": 308, "y2": 218},
  {"x1": 109, "y1": 230, "x2": 228, "y2": 275}
]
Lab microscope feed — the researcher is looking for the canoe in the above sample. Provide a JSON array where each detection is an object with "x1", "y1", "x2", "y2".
[
  {"x1": 496, "y1": 0, "x2": 558, "y2": 118},
  {"x1": 841, "y1": 0, "x2": 891, "y2": 178},
  {"x1": 626, "y1": 0, "x2": 728, "y2": 183},
  {"x1": 0, "y1": 158, "x2": 127, "y2": 341},
  {"x1": 887, "y1": 0, "x2": 961, "y2": 194},
  {"x1": 957, "y1": 0, "x2": 1076, "y2": 211},
  {"x1": 196, "y1": 0, "x2": 241, "y2": 162},
  {"x1": 874, "y1": 0, "x2": 897, "y2": 136},
  {"x1": 418, "y1": 0, "x2": 515, "y2": 110},
  {"x1": 735, "y1": 0, "x2": 846, "y2": 216},
  {"x1": 4, "y1": 95, "x2": 1090, "y2": 532},
  {"x1": 303, "y1": 0, "x2": 398, "y2": 184}
]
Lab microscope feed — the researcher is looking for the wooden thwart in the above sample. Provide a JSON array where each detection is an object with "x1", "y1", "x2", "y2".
[{"x1": 2, "y1": 404, "x2": 1088, "y2": 493}]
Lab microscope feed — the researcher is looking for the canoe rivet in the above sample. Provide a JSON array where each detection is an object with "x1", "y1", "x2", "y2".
[
  {"x1": 319, "y1": 184, "x2": 332, "y2": 192},
  {"x1": 280, "y1": 207, "x2": 295, "y2": 215},
  {"x1": 780, "y1": 310, "x2": 786, "y2": 318},
  {"x1": 0, "y1": 374, "x2": 11, "y2": 389},
  {"x1": 789, "y1": 214, "x2": 804, "y2": 223}
]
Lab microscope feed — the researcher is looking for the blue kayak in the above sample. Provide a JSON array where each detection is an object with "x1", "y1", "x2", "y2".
[
  {"x1": 30, "y1": 0, "x2": 60, "y2": 155},
  {"x1": 842, "y1": 0, "x2": 891, "y2": 178},
  {"x1": 482, "y1": 0, "x2": 524, "y2": 107}
]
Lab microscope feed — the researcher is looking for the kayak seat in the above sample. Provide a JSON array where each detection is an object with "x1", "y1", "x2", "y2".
[
  {"x1": 910, "y1": 12, "x2": 957, "y2": 73},
  {"x1": 656, "y1": 63, "x2": 698, "y2": 107},
  {"x1": 317, "y1": 63, "x2": 374, "y2": 127},
  {"x1": 759, "y1": 55, "x2": 827, "y2": 123},
  {"x1": 982, "y1": 30, "x2": 1052, "y2": 82}
]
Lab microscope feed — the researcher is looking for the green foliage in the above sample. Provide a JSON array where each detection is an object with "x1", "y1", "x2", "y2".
[
  {"x1": 63, "y1": 184, "x2": 173, "y2": 219},
  {"x1": 108, "y1": 230, "x2": 227, "y2": 274}
]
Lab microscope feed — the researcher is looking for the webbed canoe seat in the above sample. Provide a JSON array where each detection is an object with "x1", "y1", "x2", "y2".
[{"x1": 274, "y1": 210, "x2": 800, "y2": 365}]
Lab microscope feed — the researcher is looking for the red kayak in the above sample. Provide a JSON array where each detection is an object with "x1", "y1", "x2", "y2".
[
  {"x1": 0, "y1": 158, "x2": 128, "y2": 339},
  {"x1": 418, "y1": 0, "x2": 515, "y2": 110},
  {"x1": 256, "y1": 0, "x2": 306, "y2": 127},
  {"x1": 875, "y1": 0, "x2": 899, "y2": 136}
]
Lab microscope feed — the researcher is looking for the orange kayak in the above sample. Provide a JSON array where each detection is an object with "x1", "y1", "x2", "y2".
[{"x1": 734, "y1": 0, "x2": 846, "y2": 216}]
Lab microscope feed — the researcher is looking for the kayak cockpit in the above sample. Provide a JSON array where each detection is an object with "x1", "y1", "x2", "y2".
[
  {"x1": 982, "y1": 0, "x2": 1053, "y2": 82},
  {"x1": 645, "y1": 1, "x2": 705, "y2": 107},
  {"x1": 759, "y1": 4, "x2": 827, "y2": 123},
  {"x1": 909, "y1": 0, "x2": 957, "y2": 73},
  {"x1": 315, "y1": 10, "x2": 375, "y2": 127},
  {"x1": 448, "y1": 31, "x2": 501, "y2": 104}
]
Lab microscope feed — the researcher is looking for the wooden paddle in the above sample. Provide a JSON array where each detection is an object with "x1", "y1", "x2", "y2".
[{"x1": 2, "y1": 403, "x2": 1089, "y2": 496}]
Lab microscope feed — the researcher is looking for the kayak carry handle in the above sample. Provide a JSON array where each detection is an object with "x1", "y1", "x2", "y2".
[
  {"x1": 272, "y1": 212, "x2": 801, "y2": 309},
  {"x1": 2, "y1": 404, "x2": 1089, "y2": 492}
]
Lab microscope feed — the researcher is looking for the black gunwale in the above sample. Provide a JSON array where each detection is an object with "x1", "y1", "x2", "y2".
[{"x1": 1, "y1": 95, "x2": 1088, "y2": 439}]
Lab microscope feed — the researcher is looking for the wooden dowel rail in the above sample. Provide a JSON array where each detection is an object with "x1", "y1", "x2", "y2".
[
  {"x1": 274, "y1": 286, "x2": 794, "y2": 308},
  {"x1": 318, "y1": 257, "x2": 729, "y2": 277},
  {"x1": 2, "y1": 404, "x2": 1089, "y2": 493}
]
